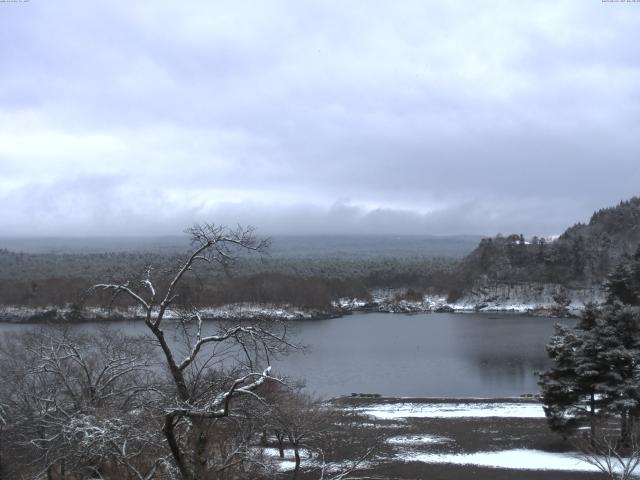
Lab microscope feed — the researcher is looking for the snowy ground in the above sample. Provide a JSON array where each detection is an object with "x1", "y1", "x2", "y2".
[
  {"x1": 256, "y1": 446, "x2": 375, "y2": 474},
  {"x1": 329, "y1": 397, "x2": 628, "y2": 478},
  {"x1": 386, "y1": 434, "x2": 452, "y2": 445},
  {"x1": 247, "y1": 398, "x2": 621, "y2": 478},
  {"x1": 257, "y1": 447, "x2": 314, "y2": 472},
  {"x1": 397, "y1": 449, "x2": 628, "y2": 474}
]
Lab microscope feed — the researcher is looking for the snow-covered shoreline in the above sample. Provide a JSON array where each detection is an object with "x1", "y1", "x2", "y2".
[
  {"x1": 0, "y1": 302, "x2": 568, "y2": 324},
  {"x1": 0, "y1": 303, "x2": 344, "y2": 324},
  {"x1": 0, "y1": 282, "x2": 603, "y2": 323},
  {"x1": 355, "y1": 401, "x2": 546, "y2": 419},
  {"x1": 0, "y1": 299, "x2": 581, "y2": 324},
  {"x1": 333, "y1": 283, "x2": 603, "y2": 317}
]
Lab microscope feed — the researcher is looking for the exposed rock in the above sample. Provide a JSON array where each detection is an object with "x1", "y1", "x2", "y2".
[
  {"x1": 455, "y1": 280, "x2": 605, "y2": 314},
  {"x1": 434, "y1": 305, "x2": 455, "y2": 313}
]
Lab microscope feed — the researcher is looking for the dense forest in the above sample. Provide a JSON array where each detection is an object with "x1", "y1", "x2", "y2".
[
  {"x1": 450, "y1": 197, "x2": 640, "y2": 295},
  {"x1": 0, "y1": 249, "x2": 458, "y2": 310}
]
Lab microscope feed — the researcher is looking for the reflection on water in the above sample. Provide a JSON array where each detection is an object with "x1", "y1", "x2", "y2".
[{"x1": 0, "y1": 312, "x2": 570, "y2": 399}]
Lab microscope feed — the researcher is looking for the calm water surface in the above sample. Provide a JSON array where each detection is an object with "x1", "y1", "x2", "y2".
[
  {"x1": 0, "y1": 312, "x2": 566, "y2": 398},
  {"x1": 278, "y1": 312, "x2": 567, "y2": 398}
]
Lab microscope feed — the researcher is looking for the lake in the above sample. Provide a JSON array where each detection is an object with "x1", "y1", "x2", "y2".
[
  {"x1": 0, "y1": 312, "x2": 565, "y2": 399},
  {"x1": 278, "y1": 312, "x2": 564, "y2": 398}
]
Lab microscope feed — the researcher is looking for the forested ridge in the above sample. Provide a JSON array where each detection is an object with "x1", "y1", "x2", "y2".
[{"x1": 450, "y1": 197, "x2": 640, "y2": 295}]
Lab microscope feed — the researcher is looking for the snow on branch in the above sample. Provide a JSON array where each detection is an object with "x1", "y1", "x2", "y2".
[
  {"x1": 168, "y1": 367, "x2": 274, "y2": 419},
  {"x1": 90, "y1": 283, "x2": 150, "y2": 310}
]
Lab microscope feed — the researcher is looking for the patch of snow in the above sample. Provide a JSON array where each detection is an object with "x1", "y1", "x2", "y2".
[
  {"x1": 334, "y1": 298, "x2": 368, "y2": 309},
  {"x1": 354, "y1": 422, "x2": 406, "y2": 428},
  {"x1": 259, "y1": 447, "x2": 312, "y2": 458},
  {"x1": 256, "y1": 447, "x2": 375, "y2": 474},
  {"x1": 387, "y1": 434, "x2": 452, "y2": 445},
  {"x1": 397, "y1": 448, "x2": 636, "y2": 474},
  {"x1": 198, "y1": 303, "x2": 320, "y2": 321},
  {"x1": 358, "y1": 402, "x2": 545, "y2": 419},
  {"x1": 252, "y1": 447, "x2": 315, "y2": 472},
  {"x1": 453, "y1": 282, "x2": 605, "y2": 314},
  {"x1": 275, "y1": 460, "x2": 298, "y2": 472}
]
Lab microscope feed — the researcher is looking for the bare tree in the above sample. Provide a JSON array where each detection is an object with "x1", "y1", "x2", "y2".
[
  {"x1": 90, "y1": 223, "x2": 292, "y2": 480},
  {"x1": 263, "y1": 386, "x2": 334, "y2": 479},
  {"x1": 577, "y1": 431, "x2": 640, "y2": 480},
  {"x1": 0, "y1": 326, "x2": 162, "y2": 479},
  {"x1": 318, "y1": 443, "x2": 379, "y2": 480}
]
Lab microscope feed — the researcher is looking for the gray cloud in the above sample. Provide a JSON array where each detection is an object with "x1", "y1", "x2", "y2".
[{"x1": 0, "y1": 0, "x2": 639, "y2": 237}]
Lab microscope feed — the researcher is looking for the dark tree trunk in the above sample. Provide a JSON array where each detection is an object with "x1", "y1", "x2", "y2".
[
  {"x1": 620, "y1": 410, "x2": 631, "y2": 449},
  {"x1": 275, "y1": 431, "x2": 285, "y2": 458},
  {"x1": 193, "y1": 419, "x2": 210, "y2": 480},
  {"x1": 293, "y1": 443, "x2": 301, "y2": 479},
  {"x1": 164, "y1": 414, "x2": 192, "y2": 480},
  {"x1": 148, "y1": 323, "x2": 190, "y2": 401}
]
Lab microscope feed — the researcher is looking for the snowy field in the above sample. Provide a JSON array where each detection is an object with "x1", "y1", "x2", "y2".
[
  {"x1": 257, "y1": 447, "x2": 375, "y2": 473},
  {"x1": 338, "y1": 398, "x2": 634, "y2": 477},
  {"x1": 397, "y1": 449, "x2": 631, "y2": 474},
  {"x1": 248, "y1": 399, "x2": 636, "y2": 477}
]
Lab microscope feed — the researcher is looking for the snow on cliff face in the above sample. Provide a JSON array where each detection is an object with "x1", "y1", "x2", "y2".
[
  {"x1": 335, "y1": 283, "x2": 604, "y2": 315},
  {"x1": 455, "y1": 282, "x2": 605, "y2": 313},
  {"x1": 358, "y1": 402, "x2": 545, "y2": 420}
]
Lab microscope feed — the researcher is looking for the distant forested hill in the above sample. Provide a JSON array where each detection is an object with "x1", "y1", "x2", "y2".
[
  {"x1": 454, "y1": 197, "x2": 640, "y2": 292},
  {"x1": 0, "y1": 234, "x2": 481, "y2": 258},
  {"x1": 0, "y1": 235, "x2": 473, "y2": 309},
  {"x1": 0, "y1": 198, "x2": 638, "y2": 312}
]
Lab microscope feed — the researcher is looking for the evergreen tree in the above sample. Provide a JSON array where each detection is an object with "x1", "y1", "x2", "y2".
[
  {"x1": 539, "y1": 305, "x2": 606, "y2": 438},
  {"x1": 571, "y1": 235, "x2": 586, "y2": 279},
  {"x1": 540, "y1": 298, "x2": 640, "y2": 444},
  {"x1": 607, "y1": 245, "x2": 640, "y2": 306},
  {"x1": 589, "y1": 305, "x2": 640, "y2": 445}
]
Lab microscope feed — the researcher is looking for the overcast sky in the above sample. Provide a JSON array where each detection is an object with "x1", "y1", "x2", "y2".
[{"x1": 1, "y1": 1, "x2": 639, "y2": 237}]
